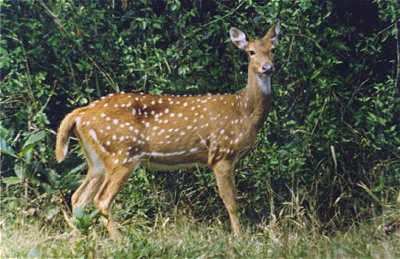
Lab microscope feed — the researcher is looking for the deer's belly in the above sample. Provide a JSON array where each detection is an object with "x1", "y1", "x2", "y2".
[
  {"x1": 138, "y1": 151, "x2": 208, "y2": 171},
  {"x1": 142, "y1": 161, "x2": 204, "y2": 171}
]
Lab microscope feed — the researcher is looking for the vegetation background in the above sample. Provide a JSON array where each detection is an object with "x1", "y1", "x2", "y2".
[{"x1": 1, "y1": 0, "x2": 399, "y2": 257}]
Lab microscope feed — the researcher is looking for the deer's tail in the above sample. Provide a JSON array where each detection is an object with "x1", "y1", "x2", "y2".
[{"x1": 55, "y1": 108, "x2": 86, "y2": 163}]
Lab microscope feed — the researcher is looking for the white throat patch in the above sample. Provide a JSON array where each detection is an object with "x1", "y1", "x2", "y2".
[{"x1": 256, "y1": 75, "x2": 271, "y2": 95}]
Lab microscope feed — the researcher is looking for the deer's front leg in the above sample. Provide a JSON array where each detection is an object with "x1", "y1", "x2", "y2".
[{"x1": 212, "y1": 160, "x2": 241, "y2": 236}]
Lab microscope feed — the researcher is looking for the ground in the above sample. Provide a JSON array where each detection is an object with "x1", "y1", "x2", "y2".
[{"x1": 1, "y1": 213, "x2": 399, "y2": 258}]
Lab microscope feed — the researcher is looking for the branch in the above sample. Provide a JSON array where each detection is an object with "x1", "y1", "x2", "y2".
[{"x1": 37, "y1": 0, "x2": 119, "y2": 92}]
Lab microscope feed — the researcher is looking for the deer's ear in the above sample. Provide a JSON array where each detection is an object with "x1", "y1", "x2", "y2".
[
  {"x1": 230, "y1": 27, "x2": 248, "y2": 50},
  {"x1": 264, "y1": 20, "x2": 281, "y2": 45}
]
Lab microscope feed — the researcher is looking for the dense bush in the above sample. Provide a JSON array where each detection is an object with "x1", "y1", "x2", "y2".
[{"x1": 1, "y1": 0, "x2": 399, "y2": 229}]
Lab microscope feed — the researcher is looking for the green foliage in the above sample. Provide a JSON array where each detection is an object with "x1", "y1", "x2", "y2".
[
  {"x1": 1, "y1": 0, "x2": 399, "y2": 232},
  {"x1": 72, "y1": 207, "x2": 99, "y2": 235}
]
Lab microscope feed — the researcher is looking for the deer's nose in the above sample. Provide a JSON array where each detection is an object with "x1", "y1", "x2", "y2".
[{"x1": 261, "y1": 63, "x2": 274, "y2": 74}]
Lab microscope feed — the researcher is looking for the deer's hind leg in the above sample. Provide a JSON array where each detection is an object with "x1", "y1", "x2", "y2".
[
  {"x1": 93, "y1": 161, "x2": 140, "y2": 241},
  {"x1": 71, "y1": 167, "x2": 105, "y2": 210},
  {"x1": 71, "y1": 142, "x2": 106, "y2": 211}
]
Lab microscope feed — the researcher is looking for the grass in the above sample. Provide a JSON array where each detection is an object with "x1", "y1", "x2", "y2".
[{"x1": 1, "y1": 212, "x2": 399, "y2": 258}]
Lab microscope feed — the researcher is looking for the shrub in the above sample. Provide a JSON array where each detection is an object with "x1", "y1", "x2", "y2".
[{"x1": 1, "y1": 0, "x2": 399, "y2": 228}]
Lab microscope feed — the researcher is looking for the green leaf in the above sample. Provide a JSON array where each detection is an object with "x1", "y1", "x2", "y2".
[
  {"x1": 0, "y1": 137, "x2": 17, "y2": 158},
  {"x1": 89, "y1": 209, "x2": 100, "y2": 219},
  {"x1": 2, "y1": 176, "x2": 22, "y2": 185},
  {"x1": 28, "y1": 247, "x2": 42, "y2": 258},
  {"x1": 45, "y1": 206, "x2": 60, "y2": 220},
  {"x1": 14, "y1": 163, "x2": 26, "y2": 180},
  {"x1": 311, "y1": 67, "x2": 323, "y2": 80},
  {"x1": 47, "y1": 169, "x2": 61, "y2": 186},
  {"x1": 20, "y1": 131, "x2": 46, "y2": 157},
  {"x1": 73, "y1": 207, "x2": 85, "y2": 219}
]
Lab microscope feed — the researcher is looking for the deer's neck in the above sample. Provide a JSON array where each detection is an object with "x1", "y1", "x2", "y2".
[{"x1": 240, "y1": 69, "x2": 272, "y2": 130}]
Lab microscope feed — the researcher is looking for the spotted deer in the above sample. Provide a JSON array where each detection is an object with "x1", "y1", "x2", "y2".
[{"x1": 56, "y1": 22, "x2": 280, "y2": 240}]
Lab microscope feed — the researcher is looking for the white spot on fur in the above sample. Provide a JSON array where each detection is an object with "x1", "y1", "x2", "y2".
[{"x1": 89, "y1": 129, "x2": 99, "y2": 143}]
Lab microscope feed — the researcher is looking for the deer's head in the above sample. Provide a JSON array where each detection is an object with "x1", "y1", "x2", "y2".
[{"x1": 230, "y1": 22, "x2": 280, "y2": 77}]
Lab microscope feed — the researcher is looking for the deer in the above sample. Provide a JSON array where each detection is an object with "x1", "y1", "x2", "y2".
[{"x1": 55, "y1": 22, "x2": 280, "y2": 240}]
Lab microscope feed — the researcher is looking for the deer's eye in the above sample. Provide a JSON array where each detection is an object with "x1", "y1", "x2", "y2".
[
  {"x1": 248, "y1": 50, "x2": 256, "y2": 56},
  {"x1": 270, "y1": 48, "x2": 276, "y2": 55}
]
